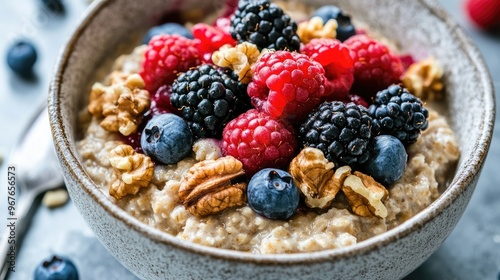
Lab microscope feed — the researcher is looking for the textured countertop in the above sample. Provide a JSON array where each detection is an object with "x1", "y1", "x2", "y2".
[{"x1": 0, "y1": 0, "x2": 499, "y2": 279}]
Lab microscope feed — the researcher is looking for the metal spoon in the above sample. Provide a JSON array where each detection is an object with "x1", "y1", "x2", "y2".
[{"x1": 0, "y1": 104, "x2": 64, "y2": 279}]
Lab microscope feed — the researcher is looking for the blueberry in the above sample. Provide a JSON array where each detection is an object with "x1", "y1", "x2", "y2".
[
  {"x1": 362, "y1": 135, "x2": 408, "y2": 186},
  {"x1": 311, "y1": 5, "x2": 356, "y2": 41},
  {"x1": 6, "y1": 40, "x2": 37, "y2": 76},
  {"x1": 247, "y1": 168, "x2": 300, "y2": 220},
  {"x1": 34, "y1": 255, "x2": 79, "y2": 280},
  {"x1": 141, "y1": 113, "x2": 193, "y2": 165},
  {"x1": 40, "y1": 0, "x2": 64, "y2": 13},
  {"x1": 142, "y1": 23, "x2": 193, "y2": 44}
]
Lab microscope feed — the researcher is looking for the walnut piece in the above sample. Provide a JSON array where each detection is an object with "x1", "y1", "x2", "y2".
[
  {"x1": 212, "y1": 42, "x2": 264, "y2": 84},
  {"x1": 108, "y1": 144, "x2": 154, "y2": 200},
  {"x1": 297, "y1": 17, "x2": 337, "y2": 44},
  {"x1": 178, "y1": 156, "x2": 247, "y2": 217},
  {"x1": 290, "y1": 148, "x2": 347, "y2": 209},
  {"x1": 342, "y1": 171, "x2": 389, "y2": 218},
  {"x1": 88, "y1": 73, "x2": 150, "y2": 136},
  {"x1": 402, "y1": 57, "x2": 444, "y2": 101}
]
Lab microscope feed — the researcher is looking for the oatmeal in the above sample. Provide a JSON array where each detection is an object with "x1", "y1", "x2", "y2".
[{"x1": 76, "y1": 0, "x2": 460, "y2": 254}]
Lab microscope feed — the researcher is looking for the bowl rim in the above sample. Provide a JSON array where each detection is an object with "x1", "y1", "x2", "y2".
[{"x1": 48, "y1": 0, "x2": 495, "y2": 265}]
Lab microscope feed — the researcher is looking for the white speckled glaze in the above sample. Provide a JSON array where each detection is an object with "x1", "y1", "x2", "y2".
[{"x1": 48, "y1": 0, "x2": 495, "y2": 279}]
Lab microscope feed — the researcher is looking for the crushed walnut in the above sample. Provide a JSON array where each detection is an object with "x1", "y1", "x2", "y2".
[
  {"x1": 297, "y1": 17, "x2": 337, "y2": 44},
  {"x1": 88, "y1": 72, "x2": 150, "y2": 136},
  {"x1": 108, "y1": 144, "x2": 154, "y2": 200},
  {"x1": 402, "y1": 57, "x2": 445, "y2": 101},
  {"x1": 178, "y1": 156, "x2": 247, "y2": 217},
  {"x1": 212, "y1": 42, "x2": 265, "y2": 84},
  {"x1": 289, "y1": 147, "x2": 340, "y2": 209},
  {"x1": 342, "y1": 171, "x2": 389, "y2": 218}
]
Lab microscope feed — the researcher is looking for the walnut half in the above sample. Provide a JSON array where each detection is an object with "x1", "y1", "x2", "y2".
[
  {"x1": 402, "y1": 57, "x2": 444, "y2": 101},
  {"x1": 290, "y1": 148, "x2": 345, "y2": 209},
  {"x1": 108, "y1": 144, "x2": 154, "y2": 200},
  {"x1": 178, "y1": 156, "x2": 247, "y2": 217},
  {"x1": 342, "y1": 171, "x2": 389, "y2": 218}
]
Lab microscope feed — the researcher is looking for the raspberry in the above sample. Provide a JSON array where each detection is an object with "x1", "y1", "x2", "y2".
[
  {"x1": 140, "y1": 34, "x2": 200, "y2": 92},
  {"x1": 192, "y1": 23, "x2": 236, "y2": 64},
  {"x1": 301, "y1": 38, "x2": 354, "y2": 101},
  {"x1": 150, "y1": 85, "x2": 176, "y2": 116},
  {"x1": 344, "y1": 93, "x2": 368, "y2": 108},
  {"x1": 344, "y1": 34, "x2": 404, "y2": 103},
  {"x1": 221, "y1": 109, "x2": 298, "y2": 175},
  {"x1": 465, "y1": 0, "x2": 500, "y2": 30},
  {"x1": 248, "y1": 50, "x2": 327, "y2": 121}
]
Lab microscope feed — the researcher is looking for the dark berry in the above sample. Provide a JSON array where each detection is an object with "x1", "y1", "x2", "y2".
[
  {"x1": 6, "y1": 40, "x2": 37, "y2": 77},
  {"x1": 141, "y1": 113, "x2": 193, "y2": 165},
  {"x1": 230, "y1": 0, "x2": 300, "y2": 51},
  {"x1": 34, "y1": 255, "x2": 79, "y2": 280},
  {"x1": 40, "y1": 0, "x2": 64, "y2": 13},
  {"x1": 170, "y1": 64, "x2": 250, "y2": 138},
  {"x1": 362, "y1": 135, "x2": 407, "y2": 186},
  {"x1": 247, "y1": 168, "x2": 300, "y2": 220},
  {"x1": 299, "y1": 101, "x2": 373, "y2": 169},
  {"x1": 369, "y1": 84, "x2": 429, "y2": 145},
  {"x1": 142, "y1": 22, "x2": 193, "y2": 44},
  {"x1": 311, "y1": 5, "x2": 356, "y2": 41}
]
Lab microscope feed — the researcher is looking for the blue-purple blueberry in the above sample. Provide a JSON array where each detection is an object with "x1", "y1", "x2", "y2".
[
  {"x1": 247, "y1": 168, "x2": 300, "y2": 220},
  {"x1": 34, "y1": 255, "x2": 79, "y2": 280},
  {"x1": 311, "y1": 5, "x2": 356, "y2": 42},
  {"x1": 141, "y1": 113, "x2": 193, "y2": 165},
  {"x1": 6, "y1": 40, "x2": 37, "y2": 76},
  {"x1": 363, "y1": 135, "x2": 408, "y2": 186},
  {"x1": 142, "y1": 23, "x2": 193, "y2": 44}
]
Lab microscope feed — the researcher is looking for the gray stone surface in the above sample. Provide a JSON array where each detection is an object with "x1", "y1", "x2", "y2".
[{"x1": 0, "y1": 0, "x2": 498, "y2": 279}]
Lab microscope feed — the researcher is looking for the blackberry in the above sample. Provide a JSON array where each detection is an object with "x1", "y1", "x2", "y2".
[
  {"x1": 171, "y1": 64, "x2": 250, "y2": 138},
  {"x1": 230, "y1": 0, "x2": 301, "y2": 51},
  {"x1": 299, "y1": 101, "x2": 373, "y2": 168},
  {"x1": 369, "y1": 84, "x2": 429, "y2": 145}
]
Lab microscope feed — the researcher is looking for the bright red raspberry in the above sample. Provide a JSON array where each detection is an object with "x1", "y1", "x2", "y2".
[
  {"x1": 301, "y1": 38, "x2": 354, "y2": 101},
  {"x1": 248, "y1": 51, "x2": 326, "y2": 121},
  {"x1": 465, "y1": 0, "x2": 500, "y2": 30},
  {"x1": 398, "y1": 54, "x2": 415, "y2": 70},
  {"x1": 192, "y1": 23, "x2": 236, "y2": 63},
  {"x1": 140, "y1": 34, "x2": 200, "y2": 92},
  {"x1": 344, "y1": 34, "x2": 404, "y2": 102},
  {"x1": 221, "y1": 109, "x2": 298, "y2": 175}
]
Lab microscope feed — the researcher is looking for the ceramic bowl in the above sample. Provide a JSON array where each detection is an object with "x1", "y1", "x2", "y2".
[{"x1": 48, "y1": 0, "x2": 495, "y2": 279}]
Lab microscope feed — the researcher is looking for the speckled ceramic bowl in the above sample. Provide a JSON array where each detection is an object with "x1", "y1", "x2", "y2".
[{"x1": 48, "y1": 0, "x2": 495, "y2": 279}]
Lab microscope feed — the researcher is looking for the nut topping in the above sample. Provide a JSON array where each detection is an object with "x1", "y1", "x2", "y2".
[
  {"x1": 178, "y1": 156, "x2": 247, "y2": 217},
  {"x1": 297, "y1": 17, "x2": 337, "y2": 44},
  {"x1": 289, "y1": 148, "x2": 342, "y2": 209},
  {"x1": 108, "y1": 144, "x2": 154, "y2": 200},
  {"x1": 402, "y1": 57, "x2": 444, "y2": 101},
  {"x1": 342, "y1": 171, "x2": 389, "y2": 218},
  {"x1": 212, "y1": 42, "x2": 264, "y2": 84},
  {"x1": 88, "y1": 72, "x2": 150, "y2": 136}
]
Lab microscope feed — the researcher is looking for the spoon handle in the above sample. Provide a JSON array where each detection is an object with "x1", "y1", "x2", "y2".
[{"x1": 0, "y1": 191, "x2": 37, "y2": 279}]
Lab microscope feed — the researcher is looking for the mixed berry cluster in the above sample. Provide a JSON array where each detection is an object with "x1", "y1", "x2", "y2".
[{"x1": 123, "y1": 0, "x2": 431, "y2": 220}]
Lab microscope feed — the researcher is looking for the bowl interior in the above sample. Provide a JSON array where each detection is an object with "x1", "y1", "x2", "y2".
[{"x1": 49, "y1": 0, "x2": 495, "y2": 262}]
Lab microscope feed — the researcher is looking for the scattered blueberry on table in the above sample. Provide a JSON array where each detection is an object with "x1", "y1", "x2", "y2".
[
  {"x1": 34, "y1": 255, "x2": 79, "y2": 280},
  {"x1": 247, "y1": 168, "x2": 300, "y2": 220},
  {"x1": 6, "y1": 40, "x2": 37, "y2": 77},
  {"x1": 142, "y1": 22, "x2": 194, "y2": 44},
  {"x1": 363, "y1": 135, "x2": 408, "y2": 186}
]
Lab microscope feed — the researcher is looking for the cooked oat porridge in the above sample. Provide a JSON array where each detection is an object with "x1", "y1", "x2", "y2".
[{"x1": 76, "y1": 0, "x2": 460, "y2": 254}]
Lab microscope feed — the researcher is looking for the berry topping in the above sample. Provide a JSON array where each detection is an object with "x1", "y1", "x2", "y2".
[
  {"x1": 344, "y1": 93, "x2": 368, "y2": 108},
  {"x1": 465, "y1": 0, "x2": 500, "y2": 30},
  {"x1": 311, "y1": 5, "x2": 356, "y2": 42},
  {"x1": 170, "y1": 64, "x2": 250, "y2": 138},
  {"x1": 142, "y1": 22, "x2": 193, "y2": 44},
  {"x1": 150, "y1": 85, "x2": 175, "y2": 116},
  {"x1": 34, "y1": 255, "x2": 79, "y2": 280},
  {"x1": 40, "y1": 0, "x2": 64, "y2": 13},
  {"x1": 139, "y1": 34, "x2": 200, "y2": 92},
  {"x1": 248, "y1": 50, "x2": 326, "y2": 121},
  {"x1": 247, "y1": 168, "x2": 300, "y2": 220},
  {"x1": 362, "y1": 135, "x2": 408, "y2": 186},
  {"x1": 368, "y1": 84, "x2": 429, "y2": 145},
  {"x1": 230, "y1": 0, "x2": 300, "y2": 51},
  {"x1": 299, "y1": 101, "x2": 373, "y2": 168},
  {"x1": 221, "y1": 109, "x2": 298, "y2": 175},
  {"x1": 301, "y1": 38, "x2": 354, "y2": 101},
  {"x1": 141, "y1": 113, "x2": 193, "y2": 165},
  {"x1": 7, "y1": 40, "x2": 37, "y2": 77},
  {"x1": 344, "y1": 34, "x2": 404, "y2": 102},
  {"x1": 192, "y1": 23, "x2": 236, "y2": 63}
]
